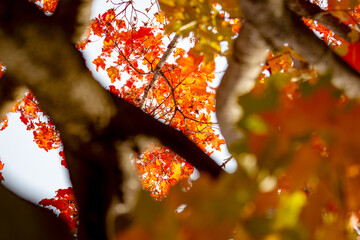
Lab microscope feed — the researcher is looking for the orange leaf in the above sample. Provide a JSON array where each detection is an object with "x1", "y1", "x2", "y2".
[
  {"x1": 155, "y1": 11, "x2": 165, "y2": 24},
  {"x1": 93, "y1": 56, "x2": 106, "y2": 71},
  {"x1": 174, "y1": 48, "x2": 186, "y2": 58},
  {"x1": 107, "y1": 66, "x2": 120, "y2": 83}
]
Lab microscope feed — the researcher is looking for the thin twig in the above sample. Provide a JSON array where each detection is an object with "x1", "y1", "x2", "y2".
[{"x1": 139, "y1": 34, "x2": 181, "y2": 109}]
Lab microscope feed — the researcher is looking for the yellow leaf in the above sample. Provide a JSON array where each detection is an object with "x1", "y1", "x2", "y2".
[
  {"x1": 171, "y1": 162, "x2": 182, "y2": 180},
  {"x1": 155, "y1": 11, "x2": 165, "y2": 24},
  {"x1": 106, "y1": 66, "x2": 120, "y2": 83}
]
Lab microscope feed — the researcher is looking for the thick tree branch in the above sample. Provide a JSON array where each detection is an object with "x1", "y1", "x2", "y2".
[
  {"x1": 106, "y1": 94, "x2": 223, "y2": 177},
  {"x1": 216, "y1": 23, "x2": 269, "y2": 145}
]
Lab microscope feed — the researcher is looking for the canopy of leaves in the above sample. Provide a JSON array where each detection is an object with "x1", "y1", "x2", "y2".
[{"x1": 79, "y1": 0, "x2": 233, "y2": 199}]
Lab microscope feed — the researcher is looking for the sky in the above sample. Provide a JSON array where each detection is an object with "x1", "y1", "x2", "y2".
[
  {"x1": 0, "y1": 113, "x2": 71, "y2": 203},
  {"x1": 0, "y1": 0, "x2": 236, "y2": 204}
]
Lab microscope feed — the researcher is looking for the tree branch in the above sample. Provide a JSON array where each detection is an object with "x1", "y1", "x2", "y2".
[
  {"x1": 118, "y1": 49, "x2": 151, "y2": 75},
  {"x1": 239, "y1": 0, "x2": 360, "y2": 98},
  {"x1": 286, "y1": 0, "x2": 352, "y2": 42},
  {"x1": 106, "y1": 94, "x2": 224, "y2": 177},
  {"x1": 216, "y1": 22, "x2": 269, "y2": 146},
  {"x1": 139, "y1": 34, "x2": 180, "y2": 109}
]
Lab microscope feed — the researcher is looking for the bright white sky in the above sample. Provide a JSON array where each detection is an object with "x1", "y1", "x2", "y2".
[
  {"x1": 0, "y1": 113, "x2": 71, "y2": 203},
  {"x1": 0, "y1": 0, "x2": 236, "y2": 204}
]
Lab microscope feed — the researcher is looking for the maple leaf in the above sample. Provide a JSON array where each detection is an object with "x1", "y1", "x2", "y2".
[
  {"x1": 29, "y1": 0, "x2": 58, "y2": 13},
  {"x1": 134, "y1": 145, "x2": 194, "y2": 200},
  {"x1": 155, "y1": 11, "x2": 166, "y2": 24},
  {"x1": 6, "y1": 0, "x2": 360, "y2": 239},
  {"x1": 174, "y1": 48, "x2": 186, "y2": 58},
  {"x1": 93, "y1": 56, "x2": 106, "y2": 71},
  {"x1": 107, "y1": 66, "x2": 120, "y2": 83},
  {"x1": 176, "y1": 53, "x2": 204, "y2": 76},
  {"x1": 90, "y1": 19, "x2": 105, "y2": 37},
  {"x1": 9, "y1": 91, "x2": 63, "y2": 152}
]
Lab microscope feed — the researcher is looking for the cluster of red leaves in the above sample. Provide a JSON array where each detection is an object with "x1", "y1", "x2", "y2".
[
  {"x1": 39, "y1": 187, "x2": 78, "y2": 233},
  {"x1": 303, "y1": 18, "x2": 341, "y2": 47},
  {"x1": 29, "y1": 0, "x2": 58, "y2": 14},
  {"x1": 81, "y1": 4, "x2": 225, "y2": 199},
  {"x1": 10, "y1": 91, "x2": 62, "y2": 152},
  {"x1": 86, "y1": 9, "x2": 165, "y2": 89},
  {"x1": 32, "y1": 121, "x2": 61, "y2": 151},
  {"x1": 134, "y1": 145, "x2": 194, "y2": 199}
]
